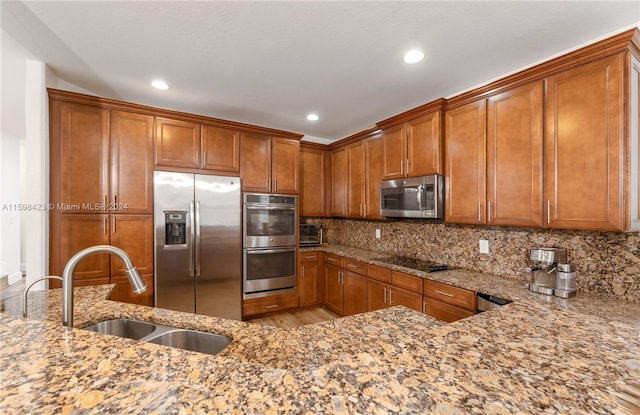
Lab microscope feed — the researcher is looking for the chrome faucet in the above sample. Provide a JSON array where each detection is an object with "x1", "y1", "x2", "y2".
[{"x1": 62, "y1": 245, "x2": 147, "y2": 327}]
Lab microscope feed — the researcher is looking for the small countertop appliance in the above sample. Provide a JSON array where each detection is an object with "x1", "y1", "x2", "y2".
[{"x1": 526, "y1": 247, "x2": 567, "y2": 295}]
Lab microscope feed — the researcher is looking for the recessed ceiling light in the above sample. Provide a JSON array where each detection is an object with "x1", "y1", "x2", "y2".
[
  {"x1": 152, "y1": 80, "x2": 169, "y2": 90},
  {"x1": 306, "y1": 113, "x2": 319, "y2": 121},
  {"x1": 403, "y1": 50, "x2": 424, "y2": 64}
]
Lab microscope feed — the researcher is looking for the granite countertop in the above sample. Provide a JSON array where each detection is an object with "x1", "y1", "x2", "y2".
[{"x1": 1, "y1": 245, "x2": 639, "y2": 414}]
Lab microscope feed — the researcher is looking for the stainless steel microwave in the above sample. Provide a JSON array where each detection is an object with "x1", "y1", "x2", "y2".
[{"x1": 380, "y1": 175, "x2": 444, "y2": 219}]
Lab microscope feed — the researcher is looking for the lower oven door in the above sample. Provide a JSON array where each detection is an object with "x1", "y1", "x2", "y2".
[{"x1": 243, "y1": 247, "x2": 296, "y2": 298}]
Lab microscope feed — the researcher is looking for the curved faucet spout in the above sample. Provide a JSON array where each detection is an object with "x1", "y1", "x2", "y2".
[{"x1": 62, "y1": 245, "x2": 147, "y2": 327}]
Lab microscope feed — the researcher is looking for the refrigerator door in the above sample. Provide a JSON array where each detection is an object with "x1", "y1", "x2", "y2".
[
  {"x1": 194, "y1": 175, "x2": 242, "y2": 320},
  {"x1": 154, "y1": 171, "x2": 196, "y2": 313}
]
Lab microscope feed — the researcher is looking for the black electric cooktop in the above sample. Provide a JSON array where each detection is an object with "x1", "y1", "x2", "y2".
[{"x1": 373, "y1": 256, "x2": 450, "y2": 273}]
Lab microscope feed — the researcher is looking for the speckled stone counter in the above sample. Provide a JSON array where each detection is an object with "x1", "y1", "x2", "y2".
[{"x1": 1, "y1": 263, "x2": 639, "y2": 413}]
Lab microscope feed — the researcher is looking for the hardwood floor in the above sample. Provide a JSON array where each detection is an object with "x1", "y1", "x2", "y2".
[{"x1": 246, "y1": 307, "x2": 339, "y2": 328}]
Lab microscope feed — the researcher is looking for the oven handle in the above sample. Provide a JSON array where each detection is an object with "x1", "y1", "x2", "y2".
[
  {"x1": 245, "y1": 205, "x2": 296, "y2": 211},
  {"x1": 245, "y1": 247, "x2": 296, "y2": 255}
]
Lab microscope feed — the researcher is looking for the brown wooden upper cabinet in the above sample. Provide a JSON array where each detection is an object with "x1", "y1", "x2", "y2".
[
  {"x1": 445, "y1": 99, "x2": 487, "y2": 224},
  {"x1": 300, "y1": 145, "x2": 330, "y2": 216},
  {"x1": 446, "y1": 80, "x2": 544, "y2": 227},
  {"x1": 544, "y1": 53, "x2": 628, "y2": 231},
  {"x1": 241, "y1": 133, "x2": 299, "y2": 194},
  {"x1": 331, "y1": 146, "x2": 348, "y2": 216},
  {"x1": 345, "y1": 135, "x2": 385, "y2": 219},
  {"x1": 380, "y1": 110, "x2": 444, "y2": 179},
  {"x1": 50, "y1": 101, "x2": 154, "y2": 215},
  {"x1": 155, "y1": 118, "x2": 240, "y2": 175}
]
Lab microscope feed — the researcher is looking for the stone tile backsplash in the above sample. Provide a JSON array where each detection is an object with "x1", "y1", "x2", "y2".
[{"x1": 304, "y1": 218, "x2": 640, "y2": 302}]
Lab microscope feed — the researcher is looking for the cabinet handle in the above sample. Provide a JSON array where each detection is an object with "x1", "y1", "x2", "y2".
[
  {"x1": 478, "y1": 203, "x2": 482, "y2": 222},
  {"x1": 266, "y1": 304, "x2": 279, "y2": 309},
  {"x1": 363, "y1": 203, "x2": 366, "y2": 217},
  {"x1": 547, "y1": 200, "x2": 551, "y2": 224},
  {"x1": 104, "y1": 195, "x2": 108, "y2": 207},
  {"x1": 383, "y1": 287, "x2": 387, "y2": 304},
  {"x1": 434, "y1": 290, "x2": 454, "y2": 298},
  {"x1": 202, "y1": 152, "x2": 207, "y2": 167},
  {"x1": 195, "y1": 151, "x2": 200, "y2": 166},
  {"x1": 488, "y1": 201, "x2": 492, "y2": 223},
  {"x1": 347, "y1": 264, "x2": 358, "y2": 269},
  {"x1": 389, "y1": 288, "x2": 393, "y2": 305},
  {"x1": 406, "y1": 159, "x2": 409, "y2": 175},
  {"x1": 112, "y1": 217, "x2": 116, "y2": 234},
  {"x1": 304, "y1": 255, "x2": 316, "y2": 260},
  {"x1": 273, "y1": 177, "x2": 277, "y2": 191},
  {"x1": 400, "y1": 160, "x2": 404, "y2": 175},
  {"x1": 423, "y1": 300, "x2": 426, "y2": 314},
  {"x1": 103, "y1": 217, "x2": 107, "y2": 234}
]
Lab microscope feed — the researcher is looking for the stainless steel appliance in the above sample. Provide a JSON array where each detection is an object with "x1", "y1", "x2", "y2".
[
  {"x1": 476, "y1": 292, "x2": 512, "y2": 312},
  {"x1": 242, "y1": 193, "x2": 297, "y2": 299},
  {"x1": 526, "y1": 247, "x2": 567, "y2": 295},
  {"x1": 554, "y1": 263, "x2": 577, "y2": 298},
  {"x1": 299, "y1": 224, "x2": 323, "y2": 246},
  {"x1": 380, "y1": 174, "x2": 444, "y2": 219},
  {"x1": 154, "y1": 171, "x2": 242, "y2": 320}
]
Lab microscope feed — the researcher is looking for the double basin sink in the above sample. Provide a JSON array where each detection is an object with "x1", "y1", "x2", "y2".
[{"x1": 83, "y1": 318, "x2": 231, "y2": 356}]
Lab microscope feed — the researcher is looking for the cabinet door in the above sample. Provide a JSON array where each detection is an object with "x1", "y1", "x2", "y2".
[
  {"x1": 425, "y1": 298, "x2": 475, "y2": 323},
  {"x1": 365, "y1": 136, "x2": 384, "y2": 219},
  {"x1": 366, "y1": 279, "x2": 388, "y2": 312},
  {"x1": 110, "y1": 215, "x2": 154, "y2": 277},
  {"x1": 241, "y1": 132, "x2": 272, "y2": 192},
  {"x1": 331, "y1": 147, "x2": 348, "y2": 217},
  {"x1": 343, "y1": 271, "x2": 367, "y2": 316},
  {"x1": 324, "y1": 264, "x2": 344, "y2": 315},
  {"x1": 407, "y1": 111, "x2": 444, "y2": 176},
  {"x1": 347, "y1": 142, "x2": 365, "y2": 218},
  {"x1": 59, "y1": 214, "x2": 111, "y2": 286},
  {"x1": 299, "y1": 260, "x2": 320, "y2": 307},
  {"x1": 272, "y1": 137, "x2": 300, "y2": 194},
  {"x1": 201, "y1": 125, "x2": 240, "y2": 173},
  {"x1": 110, "y1": 111, "x2": 154, "y2": 214},
  {"x1": 545, "y1": 54, "x2": 625, "y2": 231},
  {"x1": 389, "y1": 286, "x2": 422, "y2": 312},
  {"x1": 487, "y1": 81, "x2": 543, "y2": 227},
  {"x1": 381, "y1": 124, "x2": 406, "y2": 179},
  {"x1": 300, "y1": 147, "x2": 328, "y2": 216},
  {"x1": 445, "y1": 100, "x2": 487, "y2": 224},
  {"x1": 154, "y1": 117, "x2": 201, "y2": 169},
  {"x1": 52, "y1": 101, "x2": 109, "y2": 212}
]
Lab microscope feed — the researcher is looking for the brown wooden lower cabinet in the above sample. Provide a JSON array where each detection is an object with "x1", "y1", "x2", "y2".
[
  {"x1": 110, "y1": 274, "x2": 154, "y2": 306},
  {"x1": 242, "y1": 292, "x2": 299, "y2": 317},
  {"x1": 299, "y1": 252, "x2": 320, "y2": 308},
  {"x1": 343, "y1": 271, "x2": 366, "y2": 316},
  {"x1": 388, "y1": 286, "x2": 422, "y2": 312},
  {"x1": 366, "y1": 279, "x2": 388, "y2": 312},
  {"x1": 324, "y1": 263, "x2": 344, "y2": 315},
  {"x1": 366, "y1": 274, "x2": 422, "y2": 313},
  {"x1": 424, "y1": 298, "x2": 475, "y2": 323}
]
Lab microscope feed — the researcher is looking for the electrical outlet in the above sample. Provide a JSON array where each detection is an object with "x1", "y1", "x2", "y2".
[
  {"x1": 479, "y1": 239, "x2": 489, "y2": 254},
  {"x1": 375, "y1": 229, "x2": 381, "y2": 239}
]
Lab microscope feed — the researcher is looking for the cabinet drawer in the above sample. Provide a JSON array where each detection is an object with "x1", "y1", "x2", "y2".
[
  {"x1": 300, "y1": 251, "x2": 319, "y2": 262},
  {"x1": 424, "y1": 280, "x2": 476, "y2": 311},
  {"x1": 325, "y1": 253, "x2": 343, "y2": 267},
  {"x1": 367, "y1": 264, "x2": 391, "y2": 283},
  {"x1": 425, "y1": 298, "x2": 475, "y2": 323},
  {"x1": 242, "y1": 292, "x2": 299, "y2": 317},
  {"x1": 343, "y1": 258, "x2": 367, "y2": 275},
  {"x1": 392, "y1": 271, "x2": 422, "y2": 294}
]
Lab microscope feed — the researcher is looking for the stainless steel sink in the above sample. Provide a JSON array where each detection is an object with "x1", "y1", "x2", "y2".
[
  {"x1": 84, "y1": 318, "x2": 156, "y2": 340},
  {"x1": 146, "y1": 329, "x2": 232, "y2": 355},
  {"x1": 82, "y1": 319, "x2": 232, "y2": 355}
]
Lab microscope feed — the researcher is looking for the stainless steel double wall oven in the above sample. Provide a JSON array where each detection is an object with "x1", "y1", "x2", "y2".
[{"x1": 242, "y1": 193, "x2": 297, "y2": 299}]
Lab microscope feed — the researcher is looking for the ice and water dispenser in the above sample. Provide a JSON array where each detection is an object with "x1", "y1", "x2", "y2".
[{"x1": 164, "y1": 211, "x2": 187, "y2": 245}]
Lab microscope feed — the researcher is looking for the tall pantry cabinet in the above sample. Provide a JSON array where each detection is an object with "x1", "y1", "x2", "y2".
[{"x1": 49, "y1": 90, "x2": 154, "y2": 306}]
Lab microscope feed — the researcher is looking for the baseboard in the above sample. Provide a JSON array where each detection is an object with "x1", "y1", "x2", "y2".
[
  {"x1": 0, "y1": 275, "x2": 8, "y2": 290},
  {"x1": 8, "y1": 271, "x2": 22, "y2": 285}
]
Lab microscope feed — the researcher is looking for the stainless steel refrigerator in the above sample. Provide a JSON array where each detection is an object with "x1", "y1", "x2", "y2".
[{"x1": 154, "y1": 171, "x2": 241, "y2": 320}]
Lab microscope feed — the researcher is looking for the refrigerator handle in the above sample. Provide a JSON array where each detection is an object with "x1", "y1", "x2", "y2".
[
  {"x1": 195, "y1": 200, "x2": 201, "y2": 277},
  {"x1": 189, "y1": 200, "x2": 195, "y2": 278}
]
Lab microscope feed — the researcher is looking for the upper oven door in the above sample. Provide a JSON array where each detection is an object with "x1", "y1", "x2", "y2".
[{"x1": 243, "y1": 203, "x2": 297, "y2": 247}]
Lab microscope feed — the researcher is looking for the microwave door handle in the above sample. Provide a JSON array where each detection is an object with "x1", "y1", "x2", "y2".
[{"x1": 416, "y1": 185, "x2": 424, "y2": 210}]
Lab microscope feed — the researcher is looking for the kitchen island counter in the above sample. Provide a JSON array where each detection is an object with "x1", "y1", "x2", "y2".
[{"x1": 1, "y1": 283, "x2": 638, "y2": 414}]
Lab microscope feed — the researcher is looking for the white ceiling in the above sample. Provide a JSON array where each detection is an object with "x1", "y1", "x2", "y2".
[{"x1": 3, "y1": 1, "x2": 639, "y2": 143}]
